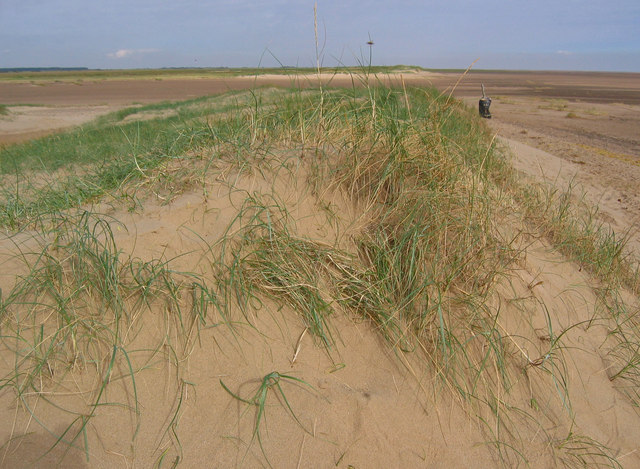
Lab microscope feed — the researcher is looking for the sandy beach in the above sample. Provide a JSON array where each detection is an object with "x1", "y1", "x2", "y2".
[{"x1": 1, "y1": 70, "x2": 639, "y2": 468}]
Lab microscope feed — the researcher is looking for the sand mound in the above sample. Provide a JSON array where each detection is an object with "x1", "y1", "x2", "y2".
[{"x1": 1, "y1": 86, "x2": 639, "y2": 468}]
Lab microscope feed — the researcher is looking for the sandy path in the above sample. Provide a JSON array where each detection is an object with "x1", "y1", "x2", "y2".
[
  {"x1": 0, "y1": 105, "x2": 121, "y2": 145},
  {"x1": 480, "y1": 93, "x2": 640, "y2": 257},
  {"x1": 501, "y1": 137, "x2": 640, "y2": 255}
]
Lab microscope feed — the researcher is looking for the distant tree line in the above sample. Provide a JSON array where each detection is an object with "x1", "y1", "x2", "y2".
[{"x1": 0, "y1": 67, "x2": 90, "y2": 73}]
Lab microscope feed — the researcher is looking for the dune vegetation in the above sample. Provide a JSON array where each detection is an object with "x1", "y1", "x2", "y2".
[{"x1": 0, "y1": 71, "x2": 639, "y2": 467}]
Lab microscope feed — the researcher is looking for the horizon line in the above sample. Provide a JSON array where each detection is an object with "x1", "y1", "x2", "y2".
[{"x1": 2, "y1": 65, "x2": 639, "y2": 75}]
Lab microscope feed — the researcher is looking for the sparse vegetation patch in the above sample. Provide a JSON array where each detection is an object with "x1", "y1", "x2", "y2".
[{"x1": 0, "y1": 74, "x2": 638, "y2": 467}]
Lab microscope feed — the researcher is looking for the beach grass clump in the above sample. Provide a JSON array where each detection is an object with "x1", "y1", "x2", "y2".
[
  {"x1": 199, "y1": 85, "x2": 523, "y2": 409},
  {"x1": 214, "y1": 193, "x2": 410, "y2": 351},
  {"x1": 202, "y1": 83, "x2": 637, "y2": 466},
  {"x1": 0, "y1": 90, "x2": 284, "y2": 228},
  {"x1": 515, "y1": 180, "x2": 639, "y2": 294},
  {"x1": 0, "y1": 210, "x2": 202, "y2": 459},
  {"x1": 554, "y1": 432, "x2": 623, "y2": 469},
  {"x1": 596, "y1": 288, "x2": 640, "y2": 407},
  {"x1": 193, "y1": 84, "x2": 579, "y2": 466},
  {"x1": 220, "y1": 371, "x2": 314, "y2": 465}
]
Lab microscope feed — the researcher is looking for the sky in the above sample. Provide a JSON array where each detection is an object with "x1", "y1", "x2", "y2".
[{"x1": 1, "y1": 0, "x2": 639, "y2": 72}]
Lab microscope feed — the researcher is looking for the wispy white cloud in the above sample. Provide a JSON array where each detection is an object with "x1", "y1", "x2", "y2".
[
  {"x1": 107, "y1": 48, "x2": 159, "y2": 59},
  {"x1": 556, "y1": 50, "x2": 573, "y2": 55}
]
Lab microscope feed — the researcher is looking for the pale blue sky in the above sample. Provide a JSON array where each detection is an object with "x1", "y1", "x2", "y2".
[{"x1": 1, "y1": 0, "x2": 639, "y2": 71}]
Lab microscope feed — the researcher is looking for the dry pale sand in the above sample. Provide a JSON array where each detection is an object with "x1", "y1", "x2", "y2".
[
  {"x1": 1, "y1": 71, "x2": 640, "y2": 468},
  {"x1": 0, "y1": 105, "x2": 122, "y2": 145},
  {"x1": 2, "y1": 161, "x2": 639, "y2": 468}
]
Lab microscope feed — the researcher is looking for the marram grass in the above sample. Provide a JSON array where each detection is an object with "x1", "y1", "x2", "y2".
[{"x1": 0, "y1": 79, "x2": 638, "y2": 467}]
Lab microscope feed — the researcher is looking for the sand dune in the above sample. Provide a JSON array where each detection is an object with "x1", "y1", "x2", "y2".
[{"x1": 1, "y1": 72, "x2": 639, "y2": 468}]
